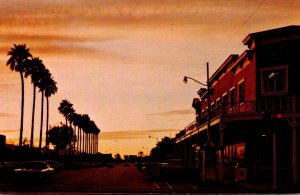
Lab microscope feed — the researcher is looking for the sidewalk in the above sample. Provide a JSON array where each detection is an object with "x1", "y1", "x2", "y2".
[{"x1": 230, "y1": 181, "x2": 300, "y2": 193}]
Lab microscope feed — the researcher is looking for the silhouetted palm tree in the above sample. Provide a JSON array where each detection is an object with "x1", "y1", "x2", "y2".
[
  {"x1": 80, "y1": 114, "x2": 90, "y2": 154},
  {"x1": 24, "y1": 57, "x2": 45, "y2": 147},
  {"x1": 37, "y1": 68, "x2": 51, "y2": 150},
  {"x1": 6, "y1": 44, "x2": 32, "y2": 146},
  {"x1": 70, "y1": 113, "x2": 81, "y2": 155},
  {"x1": 45, "y1": 77, "x2": 57, "y2": 150},
  {"x1": 74, "y1": 114, "x2": 83, "y2": 155},
  {"x1": 58, "y1": 99, "x2": 74, "y2": 127}
]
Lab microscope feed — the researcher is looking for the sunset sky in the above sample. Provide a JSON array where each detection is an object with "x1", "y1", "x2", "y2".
[{"x1": 0, "y1": 0, "x2": 299, "y2": 156}]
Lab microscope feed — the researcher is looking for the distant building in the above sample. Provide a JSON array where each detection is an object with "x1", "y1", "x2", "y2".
[
  {"x1": 124, "y1": 155, "x2": 138, "y2": 162},
  {"x1": 175, "y1": 26, "x2": 300, "y2": 184},
  {"x1": 0, "y1": 134, "x2": 6, "y2": 150}
]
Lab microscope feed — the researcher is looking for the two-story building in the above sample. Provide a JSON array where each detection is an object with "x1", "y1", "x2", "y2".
[{"x1": 175, "y1": 25, "x2": 300, "y2": 185}]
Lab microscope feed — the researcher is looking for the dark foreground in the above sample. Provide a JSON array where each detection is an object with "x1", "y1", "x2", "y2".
[{"x1": 0, "y1": 163, "x2": 299, "y2": 194}]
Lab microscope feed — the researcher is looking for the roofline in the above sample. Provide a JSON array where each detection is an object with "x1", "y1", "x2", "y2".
[
  {"x1": 209, "y1": 54, "x2": 239, "y2": 82},
  {"x1": 243, "y1": 25, "x2": 300, "y2": 45}
]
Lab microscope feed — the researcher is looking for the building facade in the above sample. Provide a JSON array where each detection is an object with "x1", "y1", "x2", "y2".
[{"x1": 175, "y1": 25, "x2": 300, "y2": 184}]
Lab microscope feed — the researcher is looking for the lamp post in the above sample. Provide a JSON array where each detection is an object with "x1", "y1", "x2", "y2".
[
  {"x1": 183, "y1": 62, "x2": 212, "y2": 145},
  {"x1": 184, "y1": 62, "x2": 214, "y2": 182}
]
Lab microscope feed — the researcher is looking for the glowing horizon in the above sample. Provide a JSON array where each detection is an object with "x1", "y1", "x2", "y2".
[{"x1": 0, "y1": 0, "x2": 299, "y2": 156}]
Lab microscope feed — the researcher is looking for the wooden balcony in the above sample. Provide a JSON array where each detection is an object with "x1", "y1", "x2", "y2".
[{"x1": 196, "y1": 96, "x2": 300, "y2": 125}]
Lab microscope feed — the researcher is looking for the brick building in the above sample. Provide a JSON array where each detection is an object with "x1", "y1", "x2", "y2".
[{"x1": 175, "y1": 25, "x2": 300, "y2": 184}]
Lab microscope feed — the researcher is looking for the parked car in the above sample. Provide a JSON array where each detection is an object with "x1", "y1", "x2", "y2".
[
  {"x1": 0, "y1": 162, "x2": 22, "y2": 180},
  {"x1": 142, "y1": 163, "x2": 168, "y2": 178},
  {"x1": 13, "y1": 161, "x2": 54, "y2": 182},
  {"x1": 44, "y1": 160, "x2": 60, "y2": 172}
]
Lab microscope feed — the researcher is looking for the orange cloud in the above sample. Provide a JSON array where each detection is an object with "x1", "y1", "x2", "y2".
[
  {"x1": 0, "y1": 129, "x2": 19, "y2": 133},
  {"x1": 0, "y1": 113, "x2": 16, "y2": 118},
  {"x1": 148, "y1": 109, "x2": 194, "y2": 116},
  {"x1": 100, "y1": 129, "x2": 179, "y2": 140}
]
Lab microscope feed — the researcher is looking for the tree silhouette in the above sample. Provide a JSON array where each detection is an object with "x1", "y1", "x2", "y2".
[
  {"x1": 37, "y1": 68, "x2": 51, "y2": 150},
  {"x1": 24, "y1": 57, "x2": 45, "y2": 148},
  {"x1": 70, "y1": 113, "x2": 81, "y2": 155},
  {"x1": 57, "y1": 101, "x2": 100, "y2": 155},
  {"x1": 150, "y1": 137, "x2": 175, "y2": 162},
  {"x1": 58, "y1": 99, "x2": 74, "y2": 127},
  {"x1": 6, "y1": 44, "x2": 32, "y2": 146},
  {"x1": 45, "y1": 77, "x2": 58, "y2": 151},
  {"x1": 47, "y1": 125, "x2": 73, "y2": 156}
]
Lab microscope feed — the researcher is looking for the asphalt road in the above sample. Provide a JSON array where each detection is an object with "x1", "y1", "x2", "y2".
[{"x1": 0, "y1": 163, "x2": 247, "y2": 194}]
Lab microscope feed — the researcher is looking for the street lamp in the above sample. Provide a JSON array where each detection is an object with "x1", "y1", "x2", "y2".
[
  {"x1": 183, "y1": 62, "x2": 213, "y2": 146},
  {"x1": 183, "y1": 76, "x2": 207, "y2": 86},
  {"x1": 184, "y1": 62, "x2": 215, "y2": 182}
]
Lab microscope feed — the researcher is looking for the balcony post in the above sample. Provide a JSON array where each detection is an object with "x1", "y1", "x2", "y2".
[
  {"x1": 219, "y1": 122, "x2": 224, "y2": 183},
  {"x1": 292, "y1": 96, "x2": 298, "y2": 183}
]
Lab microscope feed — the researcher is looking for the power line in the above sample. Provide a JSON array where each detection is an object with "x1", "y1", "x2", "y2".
[{"x1": 210, "y1": 0, "x2": 267, "y2": 64}]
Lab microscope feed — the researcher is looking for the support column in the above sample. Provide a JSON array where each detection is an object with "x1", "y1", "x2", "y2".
[
  {"x1": 287, "y1": 96, "x2": 298, "y2": 184},
  {"x1": 190, "y1": 137, "x2": 193, "y2": 167},
  {"x1": 202, "y1": 150, "x2": 206, "y2": 182},
  {"x1": 292, "y1": 97, "x2": 298, "y2": 183},
  {"x1": 184, "y1": 139, "x2": 187, "y2": 167},
  {"x1": 273, "y1": 131, "x2": 277, "y2": 190},
  {"x1": 219, "y1": 122, "x2": 226, "y2": 183}
]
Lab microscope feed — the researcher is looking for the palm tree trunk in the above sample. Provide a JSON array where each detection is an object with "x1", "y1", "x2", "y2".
[
  {"x1": 30, "y1": 85, "x2": 36, "y2": 148},
  {"x1": 86, "y1": 133, "x2": 88, "y2": 154},
  {"x1": 96, "y1": 134, "x2": 98, "y2": 154},
  {"x1": 77, "y1": 126, "x2": 80, "y2": 156},
  {"x1": 88, "y1": 133, "x2": 90, "y2": 154},
  {"x1": 93, "y1": 134, "x2": 95, "y2": 154},
  {"x1": 39, "y1": 91, "x2": 44, "y2": 151},
  {"x1": 90, "y1": 134, "x2": 92, "y2": 154},
  {"x1": 85, "y1": 132, "x2": 86, "y2": 154},
  {"x1": 45, "y1": 96, "x2": 49, "y2": 154},
  {"x1": 79, "y1": 128, "x2": 82, "y2": 155},
  {"x1": 19, "y1": 72, "x2": 24, "y2": 146},
  {"x1": 82, "y1": 131, "x2": 85, "y2": 154},
  {"x1": 96, "y1": 135, "x2": 98, "y2": 154},
  {"x1": 91, "y1": 134, "x2": 93, "y2": 154},
  {"x1": 89, "y1": 133, "x2": 90, "y2": 154}
]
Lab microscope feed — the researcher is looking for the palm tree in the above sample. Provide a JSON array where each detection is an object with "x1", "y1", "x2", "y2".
[
  {"x1": 37, "y1": 68, "x2": 51, "y2": 150},
  {"x1": 45, "y1": 77, "x2": 58, "y2": 151},
  {"x1": 70, "y1": 113, "x2": 81, "y2": 155},
  {"x1": 6, "y1": 44, "x2": 32, "y2": 146},
  {"x1": 58, "y1": 99, "x2": 75, "y2": 127},
  {"x1": 24, "y1": 57, "x2": 45, "y2": 148},
  {"x1": 80, "y1": 114, "x2": 90, "y2": 154}
]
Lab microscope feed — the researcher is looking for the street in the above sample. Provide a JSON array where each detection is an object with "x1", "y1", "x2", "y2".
[{"x1": 0, "y1": 163, "x2": 242, "y2": 194}]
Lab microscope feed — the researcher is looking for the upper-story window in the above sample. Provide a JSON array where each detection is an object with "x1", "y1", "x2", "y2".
[
  {"x1": 216, "y1": 97, "x2": 221, "y2": 107},
  {"x1": 222, "y1": 92, "x2": 228, "y2": 111},
  {"x1": 229, "y1": 87, "x2": 236, "y2": 109},
  {"x1": 238, "y1": 79, "x2": 245, "y2": 103},
  {"x1": 261, "y1": 65, "x2": 288, "y2": 95}
]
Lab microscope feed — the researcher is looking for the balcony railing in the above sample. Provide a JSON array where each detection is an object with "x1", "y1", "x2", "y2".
[{"x1": 196, "y1": 96, "x2": 300, "y2": 126}]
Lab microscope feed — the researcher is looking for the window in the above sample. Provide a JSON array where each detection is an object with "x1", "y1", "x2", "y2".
[
  {"x1": 216, "y1": 98, "x2": 221, "y2": 112},
  {"x1": 229, "y1": 87, "x2": 235, "y2": 109},
  {"x1": 216, "y1": 98, "x2": 221, "y2": 106},
  {"x1": 261, "y1": 66, "x2": 288, "y2": 95},
  {"x1": 222, "y1": 93, "x2": 228, "y2": 112},
  {"x1": 238, "y1": 79, "x2": 245, "y2": 103}
]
